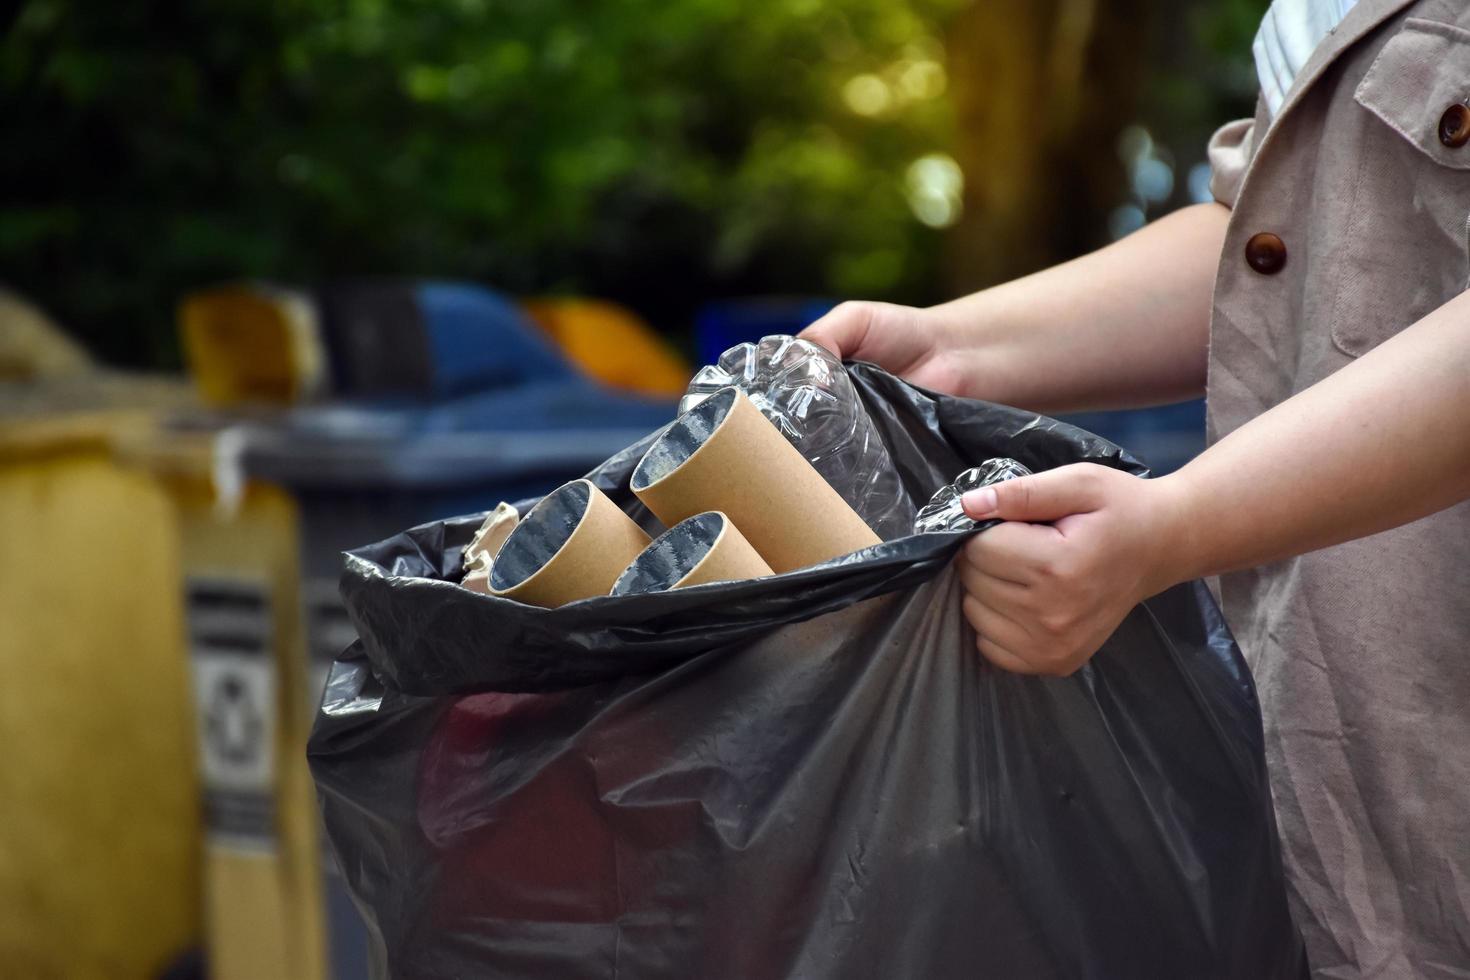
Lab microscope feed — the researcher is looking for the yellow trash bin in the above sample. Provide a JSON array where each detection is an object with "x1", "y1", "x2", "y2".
[
  {"x1": 126, "y1": 422, "x2": 329, "y2": 980},
  {"x1": 179, "y1": 283, "x2": 327, "y2": 407},
  {"x1": 0, "y1": 381, "x2": 200, "y2": 980}
]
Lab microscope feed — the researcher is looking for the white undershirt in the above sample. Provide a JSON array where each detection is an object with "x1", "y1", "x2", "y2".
[{"x1": 1254, "y1": 0, "x2": 1361, "y2": 116}]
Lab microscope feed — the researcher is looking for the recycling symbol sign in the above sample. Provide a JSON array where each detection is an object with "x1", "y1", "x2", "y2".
[
  {"x1": 205, "y1": 671, "x2": 266, "y2": 767},
  {"x1": 186, "y1": 576, "x2": 277, "y2": 846}
]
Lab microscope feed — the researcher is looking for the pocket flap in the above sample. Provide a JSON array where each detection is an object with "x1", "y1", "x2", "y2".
[{"x1": 1355, "y1": 17, "x2": 1470, "y2": 171}]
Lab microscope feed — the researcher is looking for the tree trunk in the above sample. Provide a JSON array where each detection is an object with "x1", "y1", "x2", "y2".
[{"x1": 944, "y1": 0, "x2": 1152, "y2": 294}]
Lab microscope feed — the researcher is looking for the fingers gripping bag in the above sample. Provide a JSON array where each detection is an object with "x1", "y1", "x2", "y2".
[{"x1": 309, "y1": 363, "x2": 1306, "y2": 979}]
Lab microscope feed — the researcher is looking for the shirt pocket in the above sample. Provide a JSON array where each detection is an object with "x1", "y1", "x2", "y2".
[
  {"x1": 1337, "y1": 17, "x2": 1470, "y2": 357},
  {"x1": 1353, "y1": 17, "x2": 1470, "y2": 171}
]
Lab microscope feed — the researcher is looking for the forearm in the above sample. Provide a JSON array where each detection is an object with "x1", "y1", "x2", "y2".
[
  {"x1": 1158, "y1": 290, "x2": 1470, "y2": 583},
  {"x1": 933, "y1": 203, "x2": 1230, "y2": 413}
]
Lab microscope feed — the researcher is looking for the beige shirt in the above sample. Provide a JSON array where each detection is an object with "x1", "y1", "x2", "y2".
[{"x1": 1207, "y1": 0, "x2": 1470, "y2": 975}]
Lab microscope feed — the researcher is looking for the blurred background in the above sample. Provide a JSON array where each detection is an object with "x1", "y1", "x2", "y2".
[{"x1": 2, "y1": 0, "x2": 1265, "y2": 977}]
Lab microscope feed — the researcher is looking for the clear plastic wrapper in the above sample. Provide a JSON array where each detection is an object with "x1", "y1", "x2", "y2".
[
  {"x1": 679, "y1": 335, "x2": 914, "y2": 538},
  {"x1": 913, "y1": 458, "x2": 1034, "y2": 533}
]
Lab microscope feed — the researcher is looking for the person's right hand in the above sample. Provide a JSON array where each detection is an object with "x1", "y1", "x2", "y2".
[{"x1": 799, "y1": 301, "x2": 971, "y2": 398}]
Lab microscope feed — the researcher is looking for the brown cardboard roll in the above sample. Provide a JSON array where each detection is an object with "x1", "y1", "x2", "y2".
[
  {"x1": 489, "y1": 479, "x2": 651, "y2": 607},
  {"x1": 610, "y1": 511, "x2": 773, "y2": 596},
  {"x1": 631, "y1": 387, "x2": 881, "y2": 573}
]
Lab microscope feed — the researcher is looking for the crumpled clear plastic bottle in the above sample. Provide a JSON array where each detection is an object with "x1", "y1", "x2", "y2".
[
  {"x1": 912, "y1": 458, "x2": 1033, "y2": 533},
  {"x1": 679, "y1": 335, "x2": 915, "y2": 539}
]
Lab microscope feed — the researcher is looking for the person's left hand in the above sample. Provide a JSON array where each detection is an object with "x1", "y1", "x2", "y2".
[{"x1": 956, "y1": 463, "x2": 1191, "y2": 676}]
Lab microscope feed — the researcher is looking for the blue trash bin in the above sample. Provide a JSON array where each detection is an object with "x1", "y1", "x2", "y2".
[
  {"x1": 693, "y1": 298, "x2": 837, "y2": 367},
  {"x1": 1058, "y1": 399, "x2": 1206, "y2": 476}
]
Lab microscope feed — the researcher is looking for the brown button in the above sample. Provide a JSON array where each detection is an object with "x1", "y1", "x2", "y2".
[
  {"x1": 1245, "y1": 232, "x2": 1287, "y2": 275},
  {"x1": 1439, "y1": 103, "x2": 1470, "y2": 147}
]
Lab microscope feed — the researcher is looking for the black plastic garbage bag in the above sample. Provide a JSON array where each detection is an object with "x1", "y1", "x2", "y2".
[{"x1": 309, "y1": 364, "x2": 1306, "y2": 979}]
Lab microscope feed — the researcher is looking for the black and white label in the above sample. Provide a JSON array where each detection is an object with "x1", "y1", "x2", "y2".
[
  {"x1": 186, "y1": 576, "x2": 277, "y2": 853},
  {"x1": 304, "y1": 578, "x2": 358, "y2": 718}
]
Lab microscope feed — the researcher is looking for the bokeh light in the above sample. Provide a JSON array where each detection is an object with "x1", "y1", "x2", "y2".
[
  {"x1": 843, "y1": 73, "x2": 892, "y2": 116},
  {"x1": 905, "y1": 153, "x2": 964, "y2": 229}
]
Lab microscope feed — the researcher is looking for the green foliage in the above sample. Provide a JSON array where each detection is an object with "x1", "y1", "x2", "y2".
[
  {"x1": 2, "y1": 0, "x2": 966, "y2": 366},
  {"x1": 1117, "y1": 0, "x2": 1266, "y2": 222},
  {"x1": 1191, "y1": 0, "x2": 1271, "y2": 109}
]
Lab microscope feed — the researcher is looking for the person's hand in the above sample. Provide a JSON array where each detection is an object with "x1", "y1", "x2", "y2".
[
  {"x1": 799, "y1": 301, "x2": 972, "y2": 397},
  {"x1": 956, "y1": 464, "x2": 1192, "y2": 676}
]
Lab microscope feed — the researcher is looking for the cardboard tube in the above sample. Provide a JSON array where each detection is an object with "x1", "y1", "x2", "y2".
[
  {"x1": 610, "y1": 512, "x2": 773, "y2": 596},
  {"x1": 631, "y1": 388, "x2": 880, "y2": 573},
  {"x1": 489, "y1": 479, "x2": 651, "y2": 607}
]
